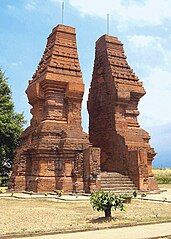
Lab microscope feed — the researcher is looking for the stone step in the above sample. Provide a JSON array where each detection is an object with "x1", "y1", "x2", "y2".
[
  {"x1": 102, "y1": 189, "x2": 135, "y2": 194},
  {"x1": 101, "y1": 172, "x2": 132, "y2": 179},
  {"x1": 101, "y1": 186, "x2": 136, "y2": 190},
  {"x1": 101, "y1": 177, "x2": 131, "y2": 180},
  {"x1": 101, "y1": 178, "x2": 131, "y2": 182},
  {"x1": 101, "y1": 179, "x2": 134, "y2": 183},
  {"x1": 101, "y1": 183, "x2": 134, "y2": 187},
  {"x1": 101, "y1": 183, "x2": 135, "y2": 188},
  {"x1": 101, "y1": 179, "x2": 133, "y2": 184},
  {"x1": 101, "y1": 172, "x2": 126, "y2": 175},
  {"x1": 100, "y1": 172, "x2": 137, "y2": 192},
  {"x1": 101, "y1": 179, "x2": 133, "y2": 183},
  {"x1": 101, "y1": 174, "x2": 130, "y2": 179}
]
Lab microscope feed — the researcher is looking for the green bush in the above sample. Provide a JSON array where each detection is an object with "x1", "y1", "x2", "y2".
[
  {"x1": 156, "y1": 176, "x2": 171, "y2": 184},
  {"x1": 153, "y1": 169, "x2": 171, "y2": 184},
  {"x1": 122, "y1": 194, "x2": 132, "y2": 203},
  {"x1": 0, "y1": 176, "x2": 9, "y2": 187},
  {"x1": 90, "y1": 191, "x2": 125, "y2": 220},
  {"x1": 54, "y1": 189, "x2": 63, "y2": 197}
]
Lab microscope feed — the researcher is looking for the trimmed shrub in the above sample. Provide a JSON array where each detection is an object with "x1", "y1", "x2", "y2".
[{"x1": 90, "y1": 191, "x2": 125, "y2": 220}]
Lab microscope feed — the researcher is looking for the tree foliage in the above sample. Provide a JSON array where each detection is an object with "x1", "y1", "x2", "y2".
[
  {"x1": 90, "y1": 191, "x2": 125, "y2": 219},
  {"x1": 0, "y1": 69, "x2": 25, "y2": 176}
]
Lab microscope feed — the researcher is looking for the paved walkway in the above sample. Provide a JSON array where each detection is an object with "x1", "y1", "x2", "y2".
[
  {"x1": 1, "y1": 187, "x2": 171, "y2": 202},
  {"x1": 13, "y1": 222, "x2": 171, "y2": 239},
  {"x1": 0, "y1": 192, "x2": 90, "y2": 201},
  {"x1": 137, "y1": 187, "x2": 171, "y2": 203}
]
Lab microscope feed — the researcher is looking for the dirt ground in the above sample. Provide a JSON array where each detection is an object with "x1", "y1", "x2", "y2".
[{"x1": 0, "y1": 197, "x2": 171, "y2": 236}]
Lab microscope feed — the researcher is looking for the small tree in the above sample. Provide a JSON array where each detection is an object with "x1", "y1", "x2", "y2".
[
  {"x1": 90, "y1": 191, "x2": 125, "y2": 220},
  {"x1": 0, "y1": 69, "x2": 25, "y2": 177}
]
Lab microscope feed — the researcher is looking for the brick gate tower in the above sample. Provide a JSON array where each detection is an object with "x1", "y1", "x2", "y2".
[
  {"x1": 10, "y1": 25, "x2": 101, "y2": 193},
  {"x1": 88, "y1": 35, "x2": 158, "y2": 191}
]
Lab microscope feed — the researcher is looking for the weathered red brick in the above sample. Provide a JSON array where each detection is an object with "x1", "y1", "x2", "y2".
[
  {"x1": 9, "y1": 25, "x2": 101, "y2": 193},
  {"x1": 88, "y1": 35, "x2": 158, "y2": 190}
]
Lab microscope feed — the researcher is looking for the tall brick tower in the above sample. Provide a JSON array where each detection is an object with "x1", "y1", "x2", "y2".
[
  {"x1": 10, "y1": 25, "x2": 101, "y2": 193},
  {"x1": 88, "y1": 35, "x2": 158, "y2": 191}
]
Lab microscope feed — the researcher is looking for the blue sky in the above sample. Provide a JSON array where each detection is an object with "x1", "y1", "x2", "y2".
[{"x1": 0, "y1": 0, "x2": 171, "y2": 167}]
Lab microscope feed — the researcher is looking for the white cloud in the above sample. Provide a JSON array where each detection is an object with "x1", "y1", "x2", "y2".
[
  {"x1": 67, "y1": 0, "x2": 171, "y2": 26},
  {"x1": 128, "y1": 35, "x2": 162, "y2": 49},
  {"x1": 69, "y1": 0, "x2": 116, "y2": 17},
  {"x1": 50, "y1": 0, "x2": 63, "y2": 3},
  {"x1": 82, "y1": 87, "x2": 89, "y2": 110},
  {"x1": 24, "y1": 1, "x2": 36, "y2": 11},
  {"x1": 139, "y1": 68, "x2": 171, "y2": 127},
  {"x1": 127, "y1": 35, "x2": 166, "y2": 70},
  {"x1": 11, "y1": 61, "x2": 22, "y2": 67},
  {"x1": 7, "y1": 5, "x2": 16, "y2": 11},
  {"x1": 128, "y1": 34, "x2": 171, "y2": 71}
]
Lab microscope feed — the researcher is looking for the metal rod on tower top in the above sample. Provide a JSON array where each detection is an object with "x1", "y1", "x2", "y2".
[
  {"x1": 107, "y1": 14, "x2": 110, "y2": 35},
  {"x1": 62, "y1": 1, "x2": 64, "y2": 24}
]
